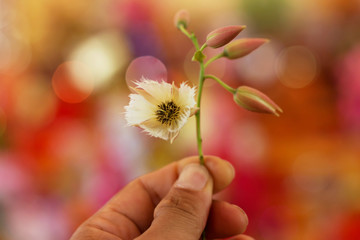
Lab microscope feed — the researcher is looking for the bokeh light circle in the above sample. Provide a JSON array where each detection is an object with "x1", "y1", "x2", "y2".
[
  {"x1": 125, "y1": 56, "x2": 167, "y2": 89},
  {"x1": 69, "y1": 32, "x2": 130, "y2": 91},
  {"x1": 52, "y1": 61, "x2": 94, "y2": 103},
  {"x1": 235, "y1": 42, "x2": 280, "y2": 87},
  {"x1": 275, "y1": 46, "x2": 317, "y2": 88}
]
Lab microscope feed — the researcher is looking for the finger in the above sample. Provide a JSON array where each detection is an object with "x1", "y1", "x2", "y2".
[
  {"x1": 137, "y1": 163, "x2": 213, "y2": 240},
  {"x1": 227, "y1": 234, "x2": 256, "y2": 240},
  {"x1": 205, "y1": 200, "x2": 248, "y2": 239},
  {"x1": 181, "y1": 155, "x2": 235, "y2": 193}
]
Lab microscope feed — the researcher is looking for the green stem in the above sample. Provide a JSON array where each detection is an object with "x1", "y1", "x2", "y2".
[
  {"x1": 179, "y1": 25, "x2": 200, "y2": 50},
  {"x1": 204, "y1": 75, "x2": 236, "y2": 94},
  {"x1": 179, "y1": 24, "x2": 204, "y2": 166},
  {"x1": 200, "y1": 43, "x2": 207, "y2": 52},
  {"x1": 204, "y1": 53, "x2": 224, "y2": 68},
  {"x1": 196, "y1": 63, "x2": 205, "y2": 166}
]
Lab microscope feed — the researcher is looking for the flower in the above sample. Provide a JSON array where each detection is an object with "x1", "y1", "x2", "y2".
[
  {"x1": 223, "y1": 38, "x2": 269, "y2": 59},
  {"x1": 206, "y1": 25, "x2": 246, "y2": 48},
  {"x1": 125, "y1": 78, "x2": 197, "y2": 143},
  {"x1": 233, "y1": 86, "x2": 282, "y2": 116}
]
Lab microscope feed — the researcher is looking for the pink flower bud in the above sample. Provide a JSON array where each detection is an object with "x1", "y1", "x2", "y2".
[
  {"x1": 206, "y1": 25, "x2": 246, "y2": 48},
  {"x1": 174, "y1": 9, "x2": 190, "y2": 29},
  {"x1": 234, "y1": 86, "x2": 282, "y2": 116},
  {"x1": 224, "y1": 38, "x2": 269, "y2": 59}
]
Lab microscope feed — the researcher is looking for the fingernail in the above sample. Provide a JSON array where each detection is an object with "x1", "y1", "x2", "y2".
[{"x1": 175, "y1": 164, "x2": 209, "y2": 191}]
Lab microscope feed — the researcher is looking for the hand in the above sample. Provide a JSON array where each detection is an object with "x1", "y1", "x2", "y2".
[{"x1": 70, "y1": 156, "x2": 253, "y2": 240}]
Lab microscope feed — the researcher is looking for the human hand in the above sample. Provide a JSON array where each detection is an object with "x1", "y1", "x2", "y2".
[{"x1": 70, "y1": 156, "x2": 253, "y2": 240}]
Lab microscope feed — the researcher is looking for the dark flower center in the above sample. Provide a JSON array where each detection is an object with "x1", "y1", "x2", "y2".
[{"x1": 156, "y1": 100, "x2": 181, "y2": 126}]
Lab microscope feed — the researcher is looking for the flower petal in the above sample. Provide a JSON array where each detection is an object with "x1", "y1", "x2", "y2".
[
  {"x1": 135, "y1": 78, "x2": 172, "y2": 103},
  {"x1": 130, "y1": 87, "x2": 159, "y2": 105},
  {"x1": 177, "y1": 82, "x2": 196, "y2": 107},
  {"x1": 140, "y1": 118, "x2": 171, "y2": 141},
  {"x1": 169, "y1": 130, "x2": 180, "y2": 144},
  {"x1": 189, "y1": 107, "x2": 199, "y2": 117},
  {"x1": 125, "y1": 94, "x2": 156, "y2": 125}
]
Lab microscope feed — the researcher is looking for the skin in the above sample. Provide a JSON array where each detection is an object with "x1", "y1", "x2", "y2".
[{"x1": 70, "y1": 156, "x2": 254, "y2": 240}]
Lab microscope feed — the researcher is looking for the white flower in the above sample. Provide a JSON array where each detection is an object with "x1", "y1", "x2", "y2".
[{"x1": 125, "y1": 78, "x2": 197, "y2": 143}]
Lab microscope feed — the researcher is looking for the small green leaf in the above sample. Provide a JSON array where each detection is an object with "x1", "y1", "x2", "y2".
[{"x1": 192, "y1": 51, "x2": 206, "y2": 62}]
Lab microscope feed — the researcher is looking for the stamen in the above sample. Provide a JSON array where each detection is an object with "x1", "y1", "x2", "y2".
[{"x1": 156, "y1": 100, "x2": 181, "y2": 126}]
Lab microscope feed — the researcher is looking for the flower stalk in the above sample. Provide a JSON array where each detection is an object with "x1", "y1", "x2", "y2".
[
  {"x1": 179, "y1": 25, "x2": 200, "y2": 50},
  {"x1": 205, "y1": 74, "x2": 236, "y2": 94},
  {"x1": 204, "y1": 53, "x2": 224, "y2": 68},
  {"x1": 196, "y1": 63, "x2": 205, "y2": 165},
  {"x1": 178, "y1": 22, "x2": 206, "y2": 166},
  {"x1": 176, "y1": 25, "x2": 278, "y2": 173},
  {"x1": 199, "y1": 43, "x2": 207, "y2": 52},
  {"x1": 176, "y1": 17, "x2": 278, "y2": 171}
]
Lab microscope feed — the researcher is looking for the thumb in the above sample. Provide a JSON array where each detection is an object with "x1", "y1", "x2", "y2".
[{"x1": 137, "y1": 163, "x2": 213, "y2": 240}]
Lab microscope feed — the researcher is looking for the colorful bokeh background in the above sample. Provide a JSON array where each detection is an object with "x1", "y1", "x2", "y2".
[{"x1": 1, "y1": 0, "x2": 360, "y2": 239}]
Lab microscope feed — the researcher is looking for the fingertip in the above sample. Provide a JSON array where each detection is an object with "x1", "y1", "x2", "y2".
[
  {"x1": 224, "y1": 159, "x2": 236, "y2": 179},
  {"x1": 228, "y1": 235, "x2": 256, "y2": 240},
  {"x1": 177, "y1": 155, "x2": 235, "y2": 192},
  {"x1": 232, "y1": 204, "x2": 249, "y2": 229},
  {"x1": 204, "y1": 156, "x2": 235, "y2": 192}
]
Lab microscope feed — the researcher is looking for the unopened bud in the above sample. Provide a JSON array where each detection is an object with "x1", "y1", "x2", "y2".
[
  {"x1": 174, "y1": 9, "x2": 190, "y2": 29},
  {"x1": 234, "y1": 86, "x2": 282, "y2": 116},
  {"x1": 224, "y1": 38, "x2": 269, "y2": 59},
  {"x1": 206, "y1": 25, "x2": 246, "y2": 48}
]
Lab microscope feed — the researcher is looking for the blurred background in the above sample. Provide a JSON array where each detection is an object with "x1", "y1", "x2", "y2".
[{"x1": 1, "y1": 0, "x2": 360, "y2": 239}]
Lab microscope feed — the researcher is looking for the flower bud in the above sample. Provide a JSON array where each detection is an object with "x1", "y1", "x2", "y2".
[
  {"x1": 223, "y1": 38, "x2": 269, "y2": 59},
  {"x1": 206, "y1": 25, "x2": 246, "y2": 48},
  {"x1": 233, "y1": 86, "x2": 282, "y2": 116},
  {"x1": 174, "y1": 9, "x2": 190, "y2": 29}
]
